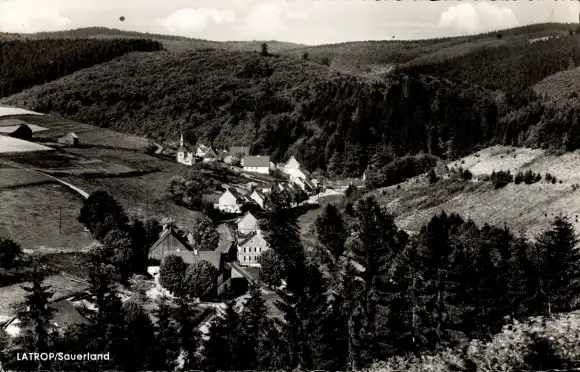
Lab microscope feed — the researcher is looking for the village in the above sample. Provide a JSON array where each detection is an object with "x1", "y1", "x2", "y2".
[{"x1": 0, "y1": 117, "x2": 350, "y2": 354}]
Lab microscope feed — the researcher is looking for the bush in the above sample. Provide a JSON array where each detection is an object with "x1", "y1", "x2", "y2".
[
  {"x1": 0, "y1": 238, "x2": 23, "y2": 268},
  {"x1": 491, "y1": 170, "x2": 513, "y2": 189},
  {"x1": 427, "y1": 168, "x2": 439, "y2": 184},
  {"x1": 159, "y1": 255, "x2": 188, "y2": 296},
  {"x1": 185, "y1": 261, "x2": 219, "y2": 300}
]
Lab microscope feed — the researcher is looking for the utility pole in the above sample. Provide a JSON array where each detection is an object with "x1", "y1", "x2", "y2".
[
  {"x1": 145, "y1": 189, "x2": 149, "y2": 220},
  {"x1": 59, "y1": 207, "x2": 62, "y2": 235}
]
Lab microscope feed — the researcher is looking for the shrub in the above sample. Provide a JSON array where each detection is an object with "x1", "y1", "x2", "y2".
[
  {"x1": 159, "y1": 255, "x2": 188, "y2": 296},
  {"x1": 491, "y1": 170, "x2": 513, "y2": 189},
  {"x1": 427, "y1": 168, "x2": 439, "y2": 184},
  {"x1": 0, "y1": 238, "x2": 23, "y2": 268}
]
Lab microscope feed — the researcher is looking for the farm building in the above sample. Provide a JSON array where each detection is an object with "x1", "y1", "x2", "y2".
[
  {"x1": 250, "y1": 189, "x2": 268, "y2": 209},
  {"x1": 58, "y1": 132, "x2": 79, "y2": 146},
  {"x1": 242, "y1": 155, "x2": 270, "y2": 174},
  {"x1": 281, "y1": 156, "x2": 301, "y2": 175},
  {"x1": 3, "y1": 124, "x2": 33, "y2": 140},
  {"x1": 148, "y1": 226, "x2": 231, "y2": 297}
]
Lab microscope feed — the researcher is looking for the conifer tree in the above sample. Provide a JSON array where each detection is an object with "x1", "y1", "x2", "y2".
[
  {"x1": 120, "y1": 301, "x2": 156, "y2": 371},
  {"x1": 15, "y1": 274, "x2": 54, "y2": 370},
  {"x1": 175, "y1": 297, "x2": 201, "y2": 370},
  {"x1": 348, "y1": 196, "x2": 408, "y2": 367},
  {"x1": 202, "y1": 300, "x2": 240, "y2": 371},
  {"x1": 236, "y1": 284, "x2": 268, "y2": 369},
  {"x1": 315, "y1": 203, "x2": 348, "y2": 259},
  {"x1": 152, "y1": 295, "x2": 180, "y2": 371}
]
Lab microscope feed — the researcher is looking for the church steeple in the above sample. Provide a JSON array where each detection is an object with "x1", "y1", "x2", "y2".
[{"x1": 180, "y1": 133, "x2": 184, "y2": 147}]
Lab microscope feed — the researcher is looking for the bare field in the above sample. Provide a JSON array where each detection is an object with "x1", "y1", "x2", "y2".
[
  {"x1": 0, "y1": 183, "x2": 94, "y2": 251},
  {"x1": 0, "y1": 274, "x2": 88, "y2": 317},
  {"x1": 0, "y1": 136, "x2": 54, "y2": 153},
  {"x1": 62, "y1": 172, "x2": 203, "y2": 230},
  {"x1": 0, "y1": 106, "x2": 43, "y2": 117}
]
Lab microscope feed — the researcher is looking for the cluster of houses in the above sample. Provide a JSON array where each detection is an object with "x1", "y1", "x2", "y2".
[{"x1": 214, "y1": 155, "x2": 319, "y2": 213}]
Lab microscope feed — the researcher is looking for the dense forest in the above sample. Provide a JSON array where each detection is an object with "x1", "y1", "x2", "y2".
[{"x1": 0, "y1": 39, "x2": 163, "y2": 97}]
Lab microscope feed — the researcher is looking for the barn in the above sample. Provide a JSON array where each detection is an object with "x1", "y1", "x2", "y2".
[
  {"x1": 8, "y1": 125, "x2": 33, "y2": 141},
  {"x1": 58, "y1": 132, "x2": 79, "y2": 146}
]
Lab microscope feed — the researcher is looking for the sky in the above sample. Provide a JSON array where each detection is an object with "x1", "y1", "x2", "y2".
[{"x1": 0, "y1": 0, "x2": 579, "y2": 45}]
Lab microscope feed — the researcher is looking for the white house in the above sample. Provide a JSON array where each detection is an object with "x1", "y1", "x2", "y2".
[
  {"x1": 214, "y1": 188, "x2": 246, "y2": 213},
  {"x1": 288, "y1": 168, "x2": 309, "y2": 182},
  {"x1": 196, "y1": 144, "x2": 217, "y2": 162},
  {"x1": 237, "y1": 212, "x2": 259, "y2": 234},
  {"x1": 176, "y1": 134, "x2": 195, "y2": 166},
  {"x1": 237, "y1": 230, "x2": 269, "y2": 267},
  {"x1": 250, "y1": 189, "x2": 268, "y2": 209},
  {"x1": 282, "y1": 156, "x2": 301, "y2": 175},
  {"x1": 292, "y1": 177, "x2": 316, "y2": 193},
  {"x1": 242, "y1": 155, "x2": 270, "y2": 174}
]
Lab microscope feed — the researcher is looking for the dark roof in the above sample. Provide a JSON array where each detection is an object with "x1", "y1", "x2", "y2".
[
  {"x1": 174, "y1": 250, "x2": 222, "y2": 270},
  {"x1": 177, "y1": 145, "x2": 194, "y2": 153},
  {"x1": 243, "y1": 155, "x2": 270, "y2": 168},
  {"x1": 252, "y1": 189, "x2": 267, "y2": 200},
  {"x1": 230, "y1": 146, "x2": 250, "y2": 156},
  {"x1": 237, "y1": 231, "x2": 258, "y2": 247},
  {"x1": 149, "y1": 227, "x2": 194, "y2": 253},
  {"x1": 51, "y1": 300, "x2": 89, "y2": 328}
]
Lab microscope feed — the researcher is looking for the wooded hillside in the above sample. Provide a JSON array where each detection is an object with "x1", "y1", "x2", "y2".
[
  {"x1": 0, "y1": 38, "x2": 163, "y2": 97},
  {"x1": 1, "y1": 49, "x2": 502, "y2": 176}
]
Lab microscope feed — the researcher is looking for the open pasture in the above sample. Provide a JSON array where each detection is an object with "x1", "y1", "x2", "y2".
[
  {"x1": 0, "y1": 166, "x2": 55, "y2": 189},
  {"x1": 0, "y1": 183, "x2": 93, "y2": 251},
  {"x1": 0, "y1": 106, "x2": 43, "y2": 117}
]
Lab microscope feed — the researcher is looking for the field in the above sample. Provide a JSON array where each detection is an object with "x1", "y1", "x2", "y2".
[
  {"x1": 0, "y1": 274, "x2": 88, "y2": 317},
  {"x1": 0, "y1": 166, "x2": 56, "y2": 189},
  {"x1": 2, "y1": 114, "x2": 150, "y2": 150},
  {"x1": 0, "y1": 136, "x2": 54, "y2": 153},
  {"x1": 0, "y1": 183, "x2": 93, "y2": 251},
  {"x1": 533, "y1": 65, "x2": 580, "y2": 102},
  {"x1": 369, "y1": 145, "x2": 580, "y2": 238},
  {"x1": 0, "y1": 106, "x2": 43, "y2": 117},
  {"x1": 61, "y1": 172, "x2": 203, "y2": 230}
]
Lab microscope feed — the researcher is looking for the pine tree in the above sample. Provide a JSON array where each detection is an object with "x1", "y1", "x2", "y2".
[
  {"x1": 315, "y1": 203, "x2": 348, "y2": 259},
  {"x1": 348, "y1": 196, "x2": 408, "y2": 368},
  {"x1": 152, "y1": 295, "x2": 180, "y2": 371},
  {"x1": 202, "y1": 300, "x2": 240, "y2": 371},
  {"x1": 175, "y1": 297, "x2": 201, "y2": 370},
  {"x1": 533, "y1": 216, "x2": 580, "y2": 313},
  {"x1": 120, "y1": 301, "x2": 156, "y2": 371},
  {"x1": 15, "y1": 274, "x2": 54, "y2": 370}
]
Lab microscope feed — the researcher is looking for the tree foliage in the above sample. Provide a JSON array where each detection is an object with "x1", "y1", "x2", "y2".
[{"x1": 159, "y1": 255, "x2": 188, "y2": 297}]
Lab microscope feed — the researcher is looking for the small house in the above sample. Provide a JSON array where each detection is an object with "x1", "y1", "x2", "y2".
[
  {"x1": 250, "y1": 189, "x2": 268, "y2": 209},
  {"x1": 288, "y1": 168, "x2": 309, "y2": 182},
  {"x1": 196, "y1": 144, "x2": 217, "y2": 162},
  {"x1": 58, "y1": 132, "x2": 79, "y2": 146},
  {"x1": 237, "y1": 230, "x2": 269, "y2": 267},
  {"x1": 237, "y1": 212, "x2": 259, "y2": 234},
  {"x1": 242, "y1": 155, "x2": 270, "y2": 174},
  {"x1": 282, "y1": 156, "x2": 301, "y2": 175},
  {"x1": 176, "y1": 134, "x2": 195, "y2": 166},
  {"x1": 148, "y1": 226, "x2": 200, "y2": 262},
  {"x1": 214, "y1": 188, "x2": 246, "y2": 213}
]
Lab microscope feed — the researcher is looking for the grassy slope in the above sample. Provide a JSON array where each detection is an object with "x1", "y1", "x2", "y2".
[{"x1": 372, "y1": 145, "x2": 580, "y2": 239}]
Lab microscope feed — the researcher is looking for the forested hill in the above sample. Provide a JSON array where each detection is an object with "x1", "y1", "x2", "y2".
[
  {"x1": 0, "y1": 27, "x2": 304, "y2": 53},
  {"x1": 0, "y1": 38, "x2": 163, "y2": 97},
  {"x1": 3, "y1": 49, "x2": 504, "y2": 176}
]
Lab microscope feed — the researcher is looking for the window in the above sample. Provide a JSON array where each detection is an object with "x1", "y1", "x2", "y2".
[
  {"x1": 244, "y1": 247, "x2": 246, "y2": 253},
  {"x1": 259, "y1": 247, "x2": 262, "y2": 252},
  {"x1": 255, "y1": 247, "x2": 258, "y2": 252}
]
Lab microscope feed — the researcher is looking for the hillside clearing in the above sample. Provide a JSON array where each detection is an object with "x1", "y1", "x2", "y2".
[
  {"x1": 0, "y1": 183, "x2": 93, "y2": 251},
  {"x1": 0, "y1": 167, "x2": 56, "y2": 189}
]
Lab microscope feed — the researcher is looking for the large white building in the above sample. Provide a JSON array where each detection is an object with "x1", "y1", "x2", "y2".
[
  {"x1": 242, "y1": 155, "x2": 270, "y2": 174},
  {"x1": 176, "y1": 134, "x2": 194, "y2": 166}
]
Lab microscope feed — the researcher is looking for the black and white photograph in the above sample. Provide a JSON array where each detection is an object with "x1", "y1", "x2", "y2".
[{"x1": 1, "y1": 0, "x2": 580, "y2": 371}]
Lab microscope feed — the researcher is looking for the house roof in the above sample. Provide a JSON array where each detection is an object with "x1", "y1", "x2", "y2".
[
  {"x1": 51, "y1": 300, "x2": 89, "y2": 328},
  {"x1": 174, "y1": 250, "x2": 222, "y2": 270},
  {"x1": 177, "y1": 145, "x2": 194, "y2": 153},
  {"x1": 252, "y1": 189, "x2": 267, "y2": 200},
  {"x1": 230, "y1": 146, "x2": 250, "y2": 156},
  {"x1": 237, "y1": 231, "x2": 258, "y2": 247},
  {"x1": 149, "y1": 227, "x2": 194, "y2": 254},
  {"x1": 243, "y1": 155, "x2": 270, "y2": 168},
  {"x1": 224, "y1": 188, "x2": 245, "y2": 203},
  {"x1": 67, "y1": 132, "x2": 79, "y2": 138},
  {"x1": 285, "y1": 156, "x2": 300, "y2": 169},
  {"x1": 304, "y1": 179, "x2": 315, "y2": 189},
  {"x1": 238, "y1": 212, "x2": 258, "y2": 227}
]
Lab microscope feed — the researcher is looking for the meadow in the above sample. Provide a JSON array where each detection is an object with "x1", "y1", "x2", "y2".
[
  {"x1": 0, "y1": 136, "x2": 53, "y2": 153},
  {"x1": 0, "y1": 166, "x2": 56, "y2": 189},
  {"x1": 0, "y1": 183, "x2": 93, "y2": 251}
]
